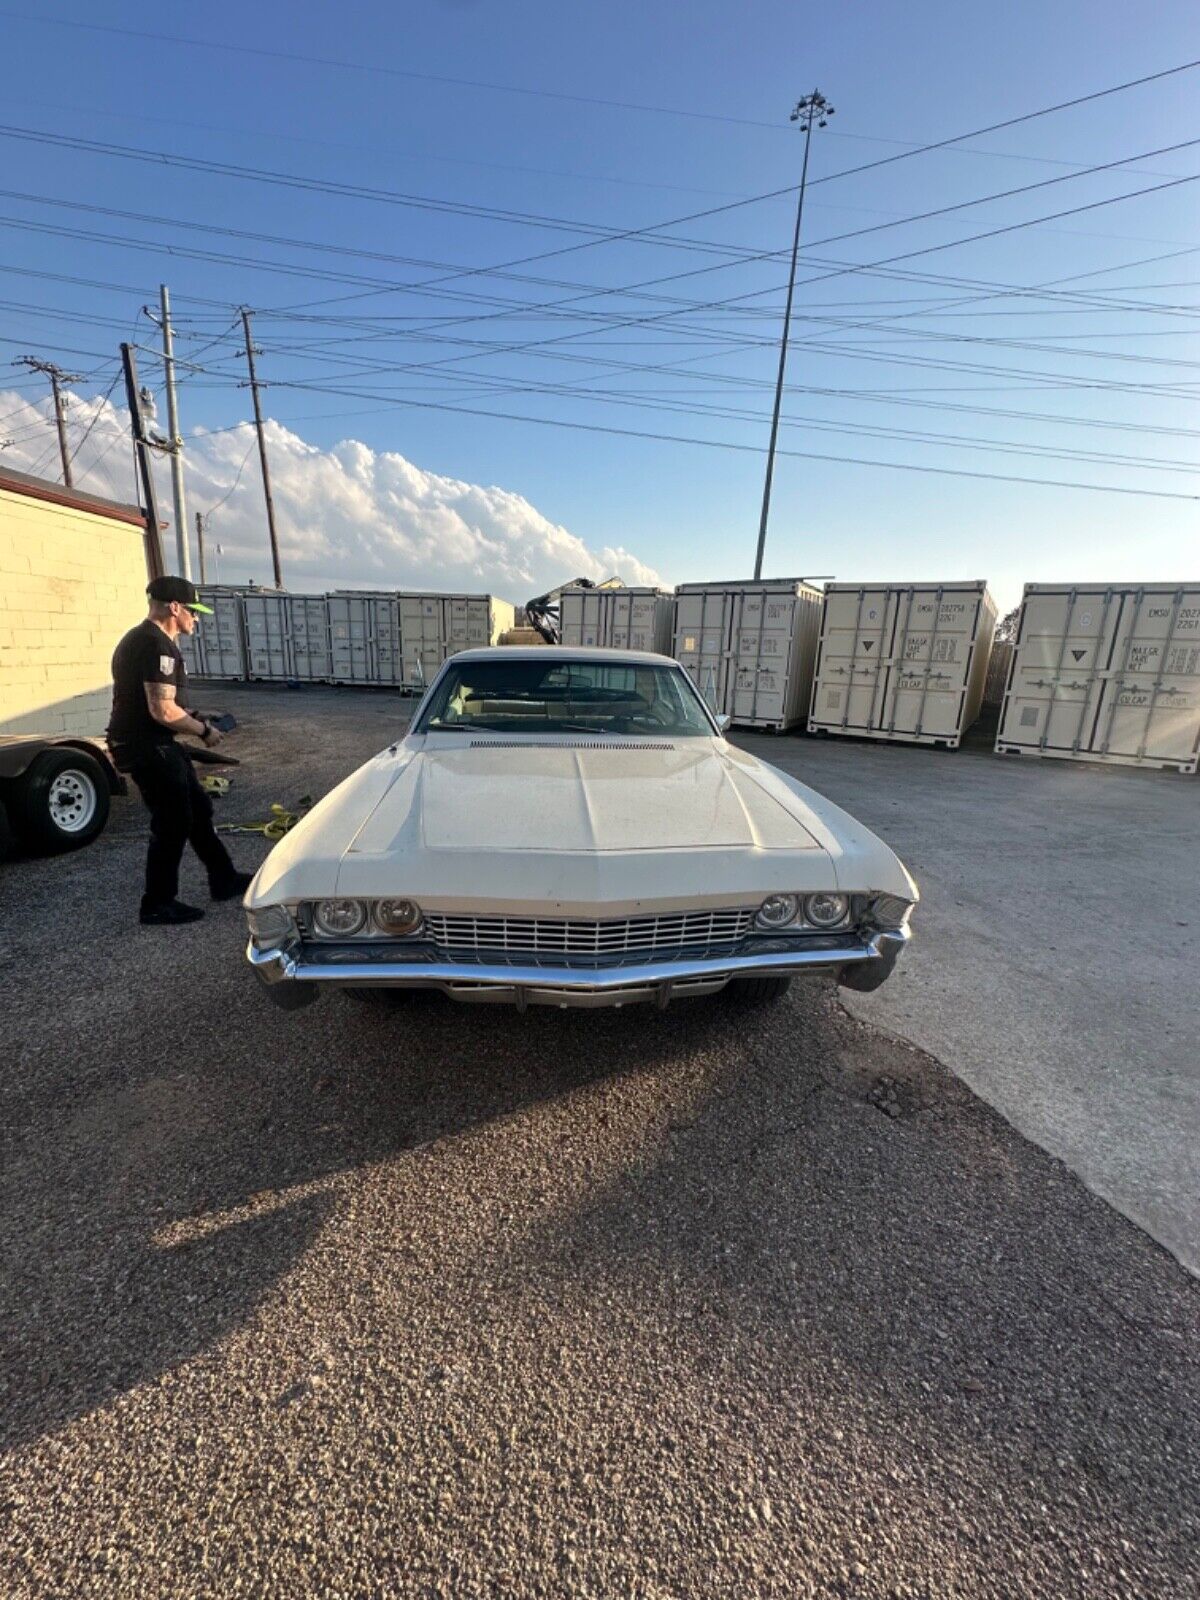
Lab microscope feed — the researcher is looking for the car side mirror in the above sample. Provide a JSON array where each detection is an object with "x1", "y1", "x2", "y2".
[{"x1": 715, "y1": 713, "x2": 732, "y2": 733}]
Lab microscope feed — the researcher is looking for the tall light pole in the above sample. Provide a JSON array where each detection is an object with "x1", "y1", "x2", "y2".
[{"x1": 752, "y1": 88, "x2": 834, "y2": 581}]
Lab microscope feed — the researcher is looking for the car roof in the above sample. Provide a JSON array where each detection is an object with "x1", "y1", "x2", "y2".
[{"x1": 448, "y1": 645, "x2": 681, "y2": 667}]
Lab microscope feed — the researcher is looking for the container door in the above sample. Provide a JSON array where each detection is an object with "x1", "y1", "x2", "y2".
[
  {"x1": 399, "y1": 596, "x2": 446, "y2": 688},
  {"x1": 328, "y1": 596, "x2": 371, "y2": 683},
  {"x1": 811, "y1": 588, "x2": 892, "y2": 730},
  {"x1": 289, "y1": 597, "x2": 330, "y2": 681},
  {"x1": 448, "y1": 597, "x2": 490, "y2": 651},
  {"x1": 207, "y1": 594, "x2": 245, "y2": 678},
  {"x1": 243, "y1": 595, "x2": 291, "y2": 679},
  {"x1": 674, "y1": 590, "x2": 733, "y2": 713},
  {"x1": 372, "y1": 598, "x2": 403, "y2": 685},
  {"x1": 1090, "y1": 587, "x2": 1200, "y2": 767},
  {"x1": 732, "y1": 588, "x2": 793, "y2": 725},
  {"x1": 558, "y1": 590, "x2": 585, "y2": 646},
  {"x1": 620, "y1": 592, "x2": 660, "y2": 652},
  {"x1": 881, "y1": 587, "x2": 983, "y2": 739},
  {"x1": 999, "y1": 589, "x2": 1120, "y2": 754}
]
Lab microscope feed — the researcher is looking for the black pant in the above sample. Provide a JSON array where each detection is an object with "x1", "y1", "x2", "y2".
[{"x1": 126, "y1": 742, "x2": 236, "y2": 907}]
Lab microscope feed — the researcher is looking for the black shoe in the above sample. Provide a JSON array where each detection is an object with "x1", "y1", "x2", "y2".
[
  {"x1": 210, "y1": 870, "x2": 254, "y2": 902},
  {"x1": 140, "y1": 899, "x2": 205, "y2": 926}
]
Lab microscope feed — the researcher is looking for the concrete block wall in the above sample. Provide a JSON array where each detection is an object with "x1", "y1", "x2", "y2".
[{"x1": 0, "y1": 481, "x2": 148, "y2": 736}]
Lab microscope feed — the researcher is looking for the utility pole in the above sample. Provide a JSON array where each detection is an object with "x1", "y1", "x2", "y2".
[
  {"x1": 17, "y1": 356, "x2": 84, "y2": 487},
  {"x1": 196, "y1": 511, "x2": 208, "y2": 584},
  {"x1": 752, "y1": 88, "x2": 834, "y2": 582},
  {"x1": 240, "y1": 308, "x2": 284, "y2": 589},
  {"x1": 121, "y1": 342, "x2": 166, "y2": 579},
  {"x1": 152, "y1": 284, "x2": 192, "y2": 579}
]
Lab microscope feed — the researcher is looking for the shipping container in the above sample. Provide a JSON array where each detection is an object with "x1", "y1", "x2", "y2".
[
  {"x1": 242, "y1": 593, "x2": 293, "y2": 680},
  {"x1": 559, "y1": 586, "x2": 676, "y2": 653},
  {"x1": 328, "y1": 593, "x2": 404, "y2": 685},
  {"x1": 808, "y1": 581, "x2": 997, "y2": 748},
  {"x1": 672, "y1": 579, "x2": 824, "y2": 730},
  {"x1": 397, "y1": 593, "x2": 516, "y2": 689},
  {"x1": 996, "y1": 582, "x2": 1200, "y2": 773},
  {"x1": 177, "y1": 587, "x2": 247, "y2": 679},
  {"x1": 286, "y1": 595, "x2": 332, "y2": 682}
]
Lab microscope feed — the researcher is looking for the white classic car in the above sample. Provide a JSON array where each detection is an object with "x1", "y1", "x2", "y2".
[{"x1": 245, "y1": 648, "x2": 917, "y2": 1011}]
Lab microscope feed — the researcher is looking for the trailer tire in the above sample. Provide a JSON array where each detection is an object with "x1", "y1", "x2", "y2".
[{"x1": 8, "y1": 748, "x2": 110, "y2": 853}]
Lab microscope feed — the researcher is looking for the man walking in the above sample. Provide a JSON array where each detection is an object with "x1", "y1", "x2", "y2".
[{"x1": 107, "y1": 577, "x2": 252, "y2": 925}]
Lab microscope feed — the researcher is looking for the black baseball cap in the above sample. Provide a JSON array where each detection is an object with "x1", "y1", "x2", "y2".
[{"x1": 147, "y1": 576, "x2": 213, "y2": 613}]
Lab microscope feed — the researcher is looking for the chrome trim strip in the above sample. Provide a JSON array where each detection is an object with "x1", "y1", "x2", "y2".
[{"x1": 248, "y1": 927, "x2": 908, "y2": 998}]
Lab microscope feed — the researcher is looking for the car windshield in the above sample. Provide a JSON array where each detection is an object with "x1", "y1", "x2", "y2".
[{"x1": 417, "y1": 658, "x2": 715, "y2": 737}]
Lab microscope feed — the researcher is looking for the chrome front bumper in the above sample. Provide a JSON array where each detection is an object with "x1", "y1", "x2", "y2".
[{"x1": 247, "y1": 927, "x2": 909, "y2": 1011}]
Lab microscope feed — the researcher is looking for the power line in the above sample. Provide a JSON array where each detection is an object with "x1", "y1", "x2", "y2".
[{"x1": 212, "y1": 371, "x2": 1200, "y2": 501}]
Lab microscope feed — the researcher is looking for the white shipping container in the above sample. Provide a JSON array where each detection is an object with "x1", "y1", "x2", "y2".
[
  {"x1": 328, "y1": 593, "x2": 403, "y2": 685},
  {"x1": 559, "y1": 586, "x2": 676, "y2": 654},
  {"x1": 242, "y1": 593, "x2": 293, "y2": 680},
  {"x1": 996, "y1": 582, "x2": 1200, "y2": 773},
  {"x1": 808, "y1": 581, "x2": 997, "y2": 748},
  {"x1": 178, "y1": 587, "x2": 247, "y2": 679},
  {"x1": 397, "y1": 592, "x2": 515, "y2": 689},
  {"x1": 286, "y1": 595, "x2": 332, "y2": 682},
  {"x1": 672, "y1": 579, "x2": 823, "y2": 730}
]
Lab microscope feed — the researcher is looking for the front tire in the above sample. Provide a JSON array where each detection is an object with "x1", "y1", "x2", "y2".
[
  {"x1": 8, "y1": 749, "x2": 110, "y2": 853},
  {"x1": 726, "y1": 976, "x2": 792, "y2": 1006}
]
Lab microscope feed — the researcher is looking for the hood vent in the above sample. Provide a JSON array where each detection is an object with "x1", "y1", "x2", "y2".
[{"x1": 469, "y1": 739, "x2": 676, "y2": 751}]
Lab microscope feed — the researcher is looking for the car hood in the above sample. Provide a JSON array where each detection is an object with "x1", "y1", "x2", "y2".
[
  {"x1": 248, "y1": 735, "x2": 915, "y2": 917},
  {"x1": 355, "y1": 740, "x2": 821, "y2": 855}
]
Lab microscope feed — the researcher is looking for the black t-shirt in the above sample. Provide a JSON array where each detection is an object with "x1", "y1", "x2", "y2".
[{"x1": 107, "y1": 619, "x2": 189, "y2": 759}]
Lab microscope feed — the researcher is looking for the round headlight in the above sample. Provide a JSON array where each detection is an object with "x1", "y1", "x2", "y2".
[
  {"x1": 375, "y1": 898, "x2": 423, "y2": 936},
  {"x1": 756, "y1": 893, "x2": 800, "y2": 929},
  {"x1": 312, "y1": 898, "x2": 368, "y2": 938},
  {"x1": 803, "y1": 891, "x2": 850, "y2": 929}
]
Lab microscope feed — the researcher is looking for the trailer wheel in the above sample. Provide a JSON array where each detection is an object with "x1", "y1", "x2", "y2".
[{"x1": 9, "y1": 748, "x2": 110, "y2": 853}]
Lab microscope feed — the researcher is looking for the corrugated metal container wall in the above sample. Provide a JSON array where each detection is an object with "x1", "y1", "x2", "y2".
[
  {"x1": 808, "y1": 581, "x2": 997, "y2": 747},
  {"x1": 242, "y1": 593, "x2": 293, "y2": 680},
  {"x1": 398, "y1": 593, "x2": 448, "y2": 689},
  {"x1": 996, "y1": 582, "x2": 1200, "y2": 772},
  {"x1": 397, "y1": 593, "x2": 515, "y2": 688},
  {"x1": 983, "y1": 639, "x2": 1013, "y2": 707},
  {"x1": 286, "y1": 595, "x2": 332, "y2": 681},
  {"x1": 672, "y1": 579, "x2": 823, "y2": 730},
  {"x1": 178, "y1": 587, "x2": 247, "y2": 679},
  {"x1": 328, "y1": 593, "x2": 404, "y2": 685},
  {"x1": 559, "y1": 587, "x2": 675, "y2": 653}
]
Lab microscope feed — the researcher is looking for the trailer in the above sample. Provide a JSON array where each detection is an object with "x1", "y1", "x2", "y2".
[{"x1": 808, "y1": 581, "x2": 997, "y2": 748}]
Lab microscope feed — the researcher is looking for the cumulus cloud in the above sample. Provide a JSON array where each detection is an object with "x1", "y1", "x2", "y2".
[{"x1": 0, "y1": 390, "x2": 664, "y2": 601}]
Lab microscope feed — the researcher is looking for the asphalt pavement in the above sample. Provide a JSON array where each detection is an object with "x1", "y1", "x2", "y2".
[{"x1": 1, "y1": 685, "x2": 1196, "y2": 1599}]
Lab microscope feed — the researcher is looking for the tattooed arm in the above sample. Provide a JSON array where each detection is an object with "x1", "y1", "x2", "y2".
[{"x1": 144, "y1": 682, "x2": 220, "y2": 743}]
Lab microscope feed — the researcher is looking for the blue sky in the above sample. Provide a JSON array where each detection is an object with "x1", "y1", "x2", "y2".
[{"x1": 1, "y1": 0, "x2": 1197, "y2": 608}]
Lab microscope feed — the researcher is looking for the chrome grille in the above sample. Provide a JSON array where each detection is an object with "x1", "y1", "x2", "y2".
[{"x1": 423, "y1": 908, "x2": 755, "y2": 963}]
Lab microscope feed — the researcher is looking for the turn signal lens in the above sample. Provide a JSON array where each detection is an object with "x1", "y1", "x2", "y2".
[
  {"x1": 803, "y1": 892, "x2": 850, "y2": 929},
  {"x1": 869, "y1": 893, "x2": 914, "y2": 930},
  {"x1": 312, "y1": 898, "x2": 368, "y2": 938},
  {"x1": 247, "y1": 903, "x2": 293, "y2": 949},
  {"x1": 756, "y1": 893, "x2": 799, "y2": 929},
  {"x1": 375, "y1": 898, "x2": 423, "y2": 936}
]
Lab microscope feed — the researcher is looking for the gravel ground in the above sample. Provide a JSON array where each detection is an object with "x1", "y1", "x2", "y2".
[{"x1": 1, "y1": 685, "x2": 1197, "y2": 1599}]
